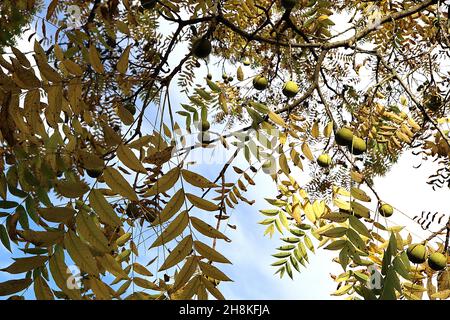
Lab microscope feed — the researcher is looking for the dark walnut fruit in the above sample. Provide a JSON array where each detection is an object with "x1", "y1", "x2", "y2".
[
  {"x1": 141, "y1": 0, "x2": 157, "y2": 10},
  {"x1": 124, "y1": 103, "x2": 136, "y2": 115},
  {"x1": 126, "y1": 202, "x2": 141, "y2": 219},
  {"x1": 428, "y1": 252, "x2": 447, "y2": 271},
  {"x1": 192, "y1": 38, "x2": 212, "y2": 59},
  {"x1": 5, "y1": 153, "x2": 15, "y2": 165},
  {"x1": 282, "y1": 80, "x2": 299, "y2": 98},
  {"x1": 349, "y1": 136, "x2": 367, "y2": 155},
  {"x1": 378, "y1": 203, "x2": 393, "y2": 217},
  {"x1": 407, "y1": 244, "x2": 427, "y2": 264},
  {"x1": 424, "y1": 94, "x2": 442, "y2": 112},
  {"x1": 281, "y1": 0, "x2": 297, "y2": 10},
  {"x1": 335, "y1": 127, "x2": 353, "y2": 147},
  {"x1": 317, "y1": 153, "x2": 332, "y2": 168},
  {"x1": 253, "y1": 75, "x2": 268, "y2": 91},
  {"x1": 143, "y1": 208, "x2": 157, "y2": 223},
  {"x1": 86, "y1": 168, "x2": 103, "y2": 178}
]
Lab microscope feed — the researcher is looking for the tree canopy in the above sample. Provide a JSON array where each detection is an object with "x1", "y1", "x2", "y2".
[{"x1": 0, "y1": 0, "x2": 449, "y2": 300}]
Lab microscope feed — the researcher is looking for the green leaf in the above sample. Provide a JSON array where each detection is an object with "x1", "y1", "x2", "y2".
[
  {"x1": 0, "y1": 225, "x2": 11, "y2": 252},
  {"x1": 348, "y1": 215, "x2": 372, "y2": 238}
]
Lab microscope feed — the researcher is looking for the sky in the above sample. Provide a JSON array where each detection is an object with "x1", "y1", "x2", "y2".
[{"x1": 0, "y1": 2, "x2": 448, "y2": 300}]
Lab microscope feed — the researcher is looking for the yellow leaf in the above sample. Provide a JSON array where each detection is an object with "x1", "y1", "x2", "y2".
[
  {"x1": 146, "y1": 167, "x2": 180, "y2": 196},
  {"x1": 55, "y1": 180, "x2": 89, "y2": 199},
  {"x1": 201, "y1": 276, "x2": 225, "y2": 300},
  {"x1": 176, "y1": 275, "x2": 201, "y2": 300},
  {"x1": 117, "y1": 144, "x2": 146, "y2": 173},
  {"x1": 38, "y1": 207, "x2": 75, "y2": 224},
  {"x1": 132, "y1": 262, "x2": 153, "y2": 277},
  {"x1": 190, "y1": 217, "x2": 229, "y2": 240},
  {"x1": 117, "y1": 105, "x2": 134, "y2": 125},
  {"x1": 116, "y1": 232, "x2": 131, "y2": 246},
  {"x1": 117, "y1": 45, "x2": 131, "y2": 74},
  {"x1": 150, "y1": 211, "x2": 189, "y2": 248},
  {"x1": 62, "y1": 59, "x2": 84, "y2": 76},
  {"x1": 89, "y1": 189, "x2": 122, "y2": 227},
  {"x1": 17, "y1": 230, "x2": 64, "y2": 247},
  {"x1": 35, "y1": 58, "x2": 62, "y2": 83},
  {"x1": 34, "y1": 276, "x2": 54, "y2": 300},
  {"x1": 198, "y1": 261, "x2": 232, "y2": 281},
  {"x1": 97, "y1": 254, "x2": 129, "y2": 279},
  {"x1": 173, "y1": 256, "x2": 198, "y2": 291},
  {"x1": 324, "y1": 121, "x2": 333, "y2": 137},
  {"x1": 64, "y1": 231, "x2": 99, "y2": 275},
  {"x1": 159, "y1": 235, "x2": 193, "y2": 271},
  {"x1": 311, "y1": 121, "x2": 320, "y2": 138},
  {"x1": 88, "y1": 44, "x2": 105, "y2": 74},
  {"x1": 186, "y1": 193, "x2": 220, "y2": 211},
  {"x1": 152, "y1": 189, "x2": 185, "y2": 225},
  {"x1": 194, "y1": 241, "x2": 231, "y2": 264},
  {"x1": 237, "y1": 66, "x2": 244, "y2": 81},
  {"x1": 49, "y1": 250, "x2": 81, "y2": 300},
  {"x1": 301, "y1": 142, "x2": 314, "y2": 161},
  {"x1": 331, "y1": 284, "x2": 352, "y2": 296},
  {"x1": 76, "y1": 211, "x2": 111, "y2": 253},
  {"x1": 103, "y1": 167, "x2": 138, "y2": 201},
  {"x1": 134, "y1": 277, "x2": 160, "y2": 291},
  {"x1": 303, "y1": 201, "x2": 316, "y2": 223},
  {"x1": 279, "y1": 153, "x2": 290, "y2": 176},
  {"x1": 269, "y1": 111, "x2": 287, "y2": 127},
  {"x1": 88, "y1": 278, "x2": 113, "y2": 299},
  {"x1": 181, "y1": 169, "x2": 218, "y2": 188},
  {"x1": 1, "y1": 256, "x2": 48, "y2": 274},
  {"x1": 350, "y1": 187, "x2": 371, "y2": 202}
]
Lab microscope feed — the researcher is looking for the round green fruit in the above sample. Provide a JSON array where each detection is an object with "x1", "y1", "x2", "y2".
[
  {"x1": 86, "y1": 168, "x2": 103, "y2": 178},
  {"x1": 349, "y1": 136, "x2": 367, "y2": 155},
  {"x1": 253, "y1": 75, "x2": 268, "y2": 91},
  {"x1": 378, "y1": 203, "x2": 393, "y2": 217},
  {"x1": 243, "y1": 58, "x2": 251, "y2": 66},
  {"x1": 335, "y1": 127, "x2": 353, "y2": 146},
  {"x1": 317, "y1": 153, "x2": 332, "y2": 168},
  {"x1": 282, "y1": 80, "x2": 299, "y2": 98},
  {"x1": 428, "y1": 252, "x2": 447, "y2": 271},
  {"x1": 407, "y1": 244, "x2": 427, "y2": 264},
  {"x1": 197, "y1": 120, "x2": 210, "y2": 132},
  {"x1": 192, "y1": 38, "x2": 212, "y2": 59},
  {"x1": 281, "y1": 0, "x2": 297, "y2": 10}
]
